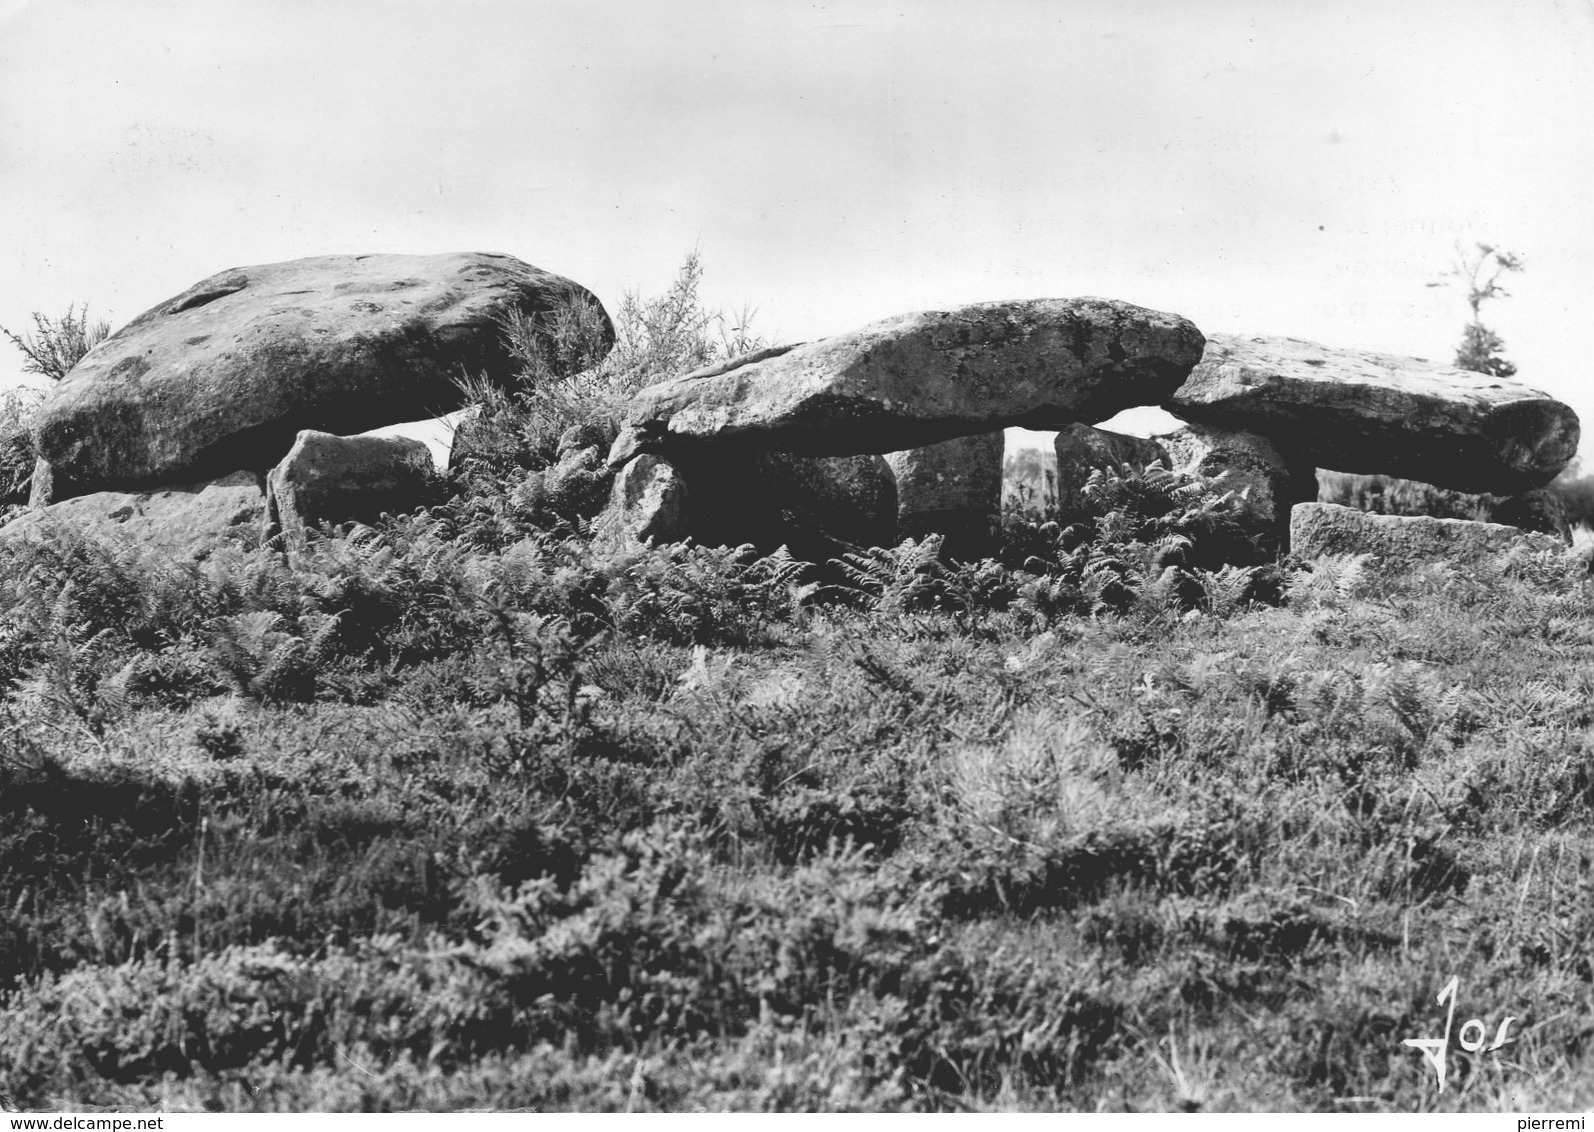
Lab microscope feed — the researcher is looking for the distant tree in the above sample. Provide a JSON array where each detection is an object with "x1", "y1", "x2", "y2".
[
  {"x1": 0, "y1": 303, "x2": 110, "y2": 381},
  {"x1": 1436, "y1": 243, "x2": 1523, "y2": 377}
]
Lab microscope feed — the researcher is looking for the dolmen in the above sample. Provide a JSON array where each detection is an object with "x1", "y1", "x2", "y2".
[
  {"x1": 602, "y1": 304, "x2": 1579, "y2": 560},
  {"x1": 30, "y1": 252, "x2": 611, "y2": 505},
  {"x1": 12, "y1": 252, "x2": 612, "y2": 556},
  {"x1": 9, "y1": 250, "x2": 1581, "y2": 567},
  {"x1": 604, "y1": 298, "x2": 1208, "y2": 556}
]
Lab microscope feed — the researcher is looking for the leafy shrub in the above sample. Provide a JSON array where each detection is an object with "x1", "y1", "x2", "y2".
[
  {"x1": 451, "y1": 252, "x2": 766, "y2": 498},
  {"x1": 0, "y1": 303, "x2": 109, "y2": 382}
]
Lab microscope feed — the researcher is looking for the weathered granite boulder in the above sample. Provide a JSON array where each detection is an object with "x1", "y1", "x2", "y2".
[
  {"x1": 34, "y1": 252, "x2": 612, "y2": 503},
  {"x1": 1290, "y1": 502, "x2": 1565, "y2": 562},
  {"x1": 597, "y1": 454, "x2": 691, "y2": 548},
  {"x1": 885, "y1": 432, "x2": 1004, "y2": 558},
  {"x1": 1168, "y1": 333, "x2": 1579, "y2": 495},
  {"x1": 0, "y1": 471, "x2": 264, "y2": 562},
  {"x1": 1161, "y1": 423, "x2": 1318, "y2": 548},
  {"x1": 265, "y1": 430, "x2": 434, "y2": 551},
  {"x1": 610, "y1": 298, "x2": 1204, "y2": 463},
  {"x1": 1053, "y1": 424, "x2": 1172, "y2": 521}
]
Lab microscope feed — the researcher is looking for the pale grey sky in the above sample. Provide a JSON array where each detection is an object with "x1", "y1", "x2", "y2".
[{"x1": 4, "y1": 0, "x2": 1592, "y2": 452}]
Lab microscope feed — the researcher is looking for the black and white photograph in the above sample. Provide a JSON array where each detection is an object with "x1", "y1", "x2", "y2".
[{"x1": 1, "y1": 0, "x2": 1592, "y2": 1116}]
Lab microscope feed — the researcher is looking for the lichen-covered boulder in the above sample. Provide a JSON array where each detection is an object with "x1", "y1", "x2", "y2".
[
  {"x1": 34, "y1": 252, "x2": 612, "y2": 503},
  {"x1": 1290, "y1": 502, "x2": 1565, "y2": 562},
  {"x1": 597, "y1": 455, "x2": 691, "y2": 548},
  {"x1": 610, "y1": 298, "x2": 1204, "y2": 463},
  {"x1": 265, "y1": 430, "x2": 435, "y2": 552},
  {"x1": 0, "y1": 471, "x2": 264, "y2": 562},
  {"x1": 1168, "y1": 333, "x2": 1579, "y2": 494},
  {"x1": 885, "y1": 432, "x2": 1004, "y2": 559}
]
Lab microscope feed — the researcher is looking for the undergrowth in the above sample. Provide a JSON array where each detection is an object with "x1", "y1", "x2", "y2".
[
  {"x1": 1, "y1": 445, "x2": 1589, "y2": 1112},
  {"x1": 0, "y1": 265, "x2": 1589, "y2": 1113}
]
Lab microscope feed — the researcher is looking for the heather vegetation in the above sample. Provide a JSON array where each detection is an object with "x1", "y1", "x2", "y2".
[{"x1": 0, "y1": 263, "x2": 1591, "y2": 1113}]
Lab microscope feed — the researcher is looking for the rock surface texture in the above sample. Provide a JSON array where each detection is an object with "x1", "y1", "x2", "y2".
[
  {"x1": 0, "y1": 472, "x2": 264, "y2": 561},
  {"x1": 611, "y1": 298, "x2": 1205, "y2": 462},
  {"x1": 33, "y1": 252, "x2": 612, "y2": 504},
  {"x1": 885, "y1": 432, "x2": 1004, "y2": 558},
  {"x1": 1290, "y1": 502, "x2": 1565, "y2": 562},
  {"x1": 599, "y1": 455, "x2": 691, "y2": 548},
  {"x1": 266, "y1": 430, "x2": 434, "y2": 551},
  {"x1": 1169, "y1": 333, "x2": 1579, "y2": 494}
]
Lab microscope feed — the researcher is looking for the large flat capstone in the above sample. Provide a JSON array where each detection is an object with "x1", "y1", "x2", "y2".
[
  {"x1": 610, "y1": 298, "x2": 1204, "y2": 462},
  {"x1": 1167, "y1": 333, "x2": 1579, "y2": 494},
  {"x1": 33, "y1": 252, "x2": 612, "y2": 502}
]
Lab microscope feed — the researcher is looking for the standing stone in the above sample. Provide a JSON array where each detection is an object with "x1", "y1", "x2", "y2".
[
  {"x1": 610, "y1": 298, "x2": 1205, "y2": 463},
  {"x1": 688, "y1": 451, "x2": 898, "y2": 559},
  {"x1": 33, "y1": 253, "x2": 612, "y2": 503},
  {"x1": 1167, "y1": 332, "x2": 1579, "y2": 494},
  {"x1": 265, "y1": 431, "x2": 435, "y2": 552},
  {"x1": 1291, "y1": 502, "x2": 1566, "y2": 563},
  {"x1": 1488, "y1": 489, "x2": 1571, "y2": 543},
  {"x1": 1053, "y1": 424, "x2": 1172, "y2": 522},
  {"x1": 885, "y1": 432, "x2": 1004, "y2": 559},
  {"x1": 1160, "y1": 424, "x2": 1318, "y2": 557},
  {"x1": 598, "y1": 454, "x2": 691, "y2": 548},
  {"x1": 594, "y1": 449, "x2": 897, "y2": 560}
]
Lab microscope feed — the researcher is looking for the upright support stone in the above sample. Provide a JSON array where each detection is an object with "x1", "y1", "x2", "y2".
[
  {"x1": 593, "y1": 448, "x2": 897, "y2": 560},
  {"x1": 596, "y1": 454, "x2": 691, "y2": 549},
  {"x1": 681, "y1": 451, "x2": 898, "y2": 560},
  {"x1": 265, "y1": 431, "x2": 434, "y2": 554},
  {"x1": 885, "y1": 432, "x2": 1004, "y2": 559},
  {"x1": 1161, "y1": 423, "x2": 1318, "y2": 555},
  {"x1": 1489, "y1": 489, "x2": 1570, "y2": 543},
  {"x1": 26, "y1": 457, "x2": 57, "y2": 508},
  {"x1": 1053, "y1": 424, "x2": 1171, "y2": 523}
]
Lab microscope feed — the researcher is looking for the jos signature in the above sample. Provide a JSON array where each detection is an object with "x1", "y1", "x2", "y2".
[{"x1": 1402, "y1": 975, "x2": 1517, "y2": 1093}]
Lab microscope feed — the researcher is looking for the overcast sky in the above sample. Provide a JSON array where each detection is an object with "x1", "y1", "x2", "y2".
[{"x1": 4, "y1": 0, "x2": 1593, "y2": 453}]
